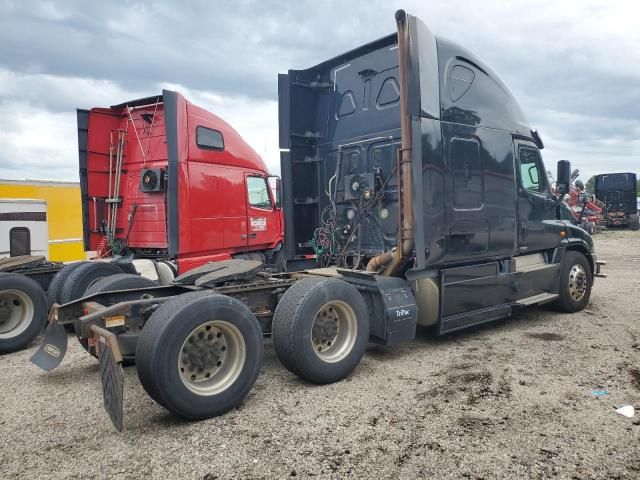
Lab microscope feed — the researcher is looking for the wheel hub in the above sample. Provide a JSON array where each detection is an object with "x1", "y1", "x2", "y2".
[
  {"x1": 568, "y1": 264, "x2": 587, "y2": 301},
  {"x1": 0, "y1": 289, "x2": 34, "y2": 338},
  {"x1": 312, "y1": 306, "x2": 339, "y2": 352},
  {"x1": 310, "y1": 300, "x2": 358, "y2": 363},
  {"x1": 186, "y1": 338, "x2": 223, "y2": 371},
  {"x1": 181, "y1": 326, "x2": 226, "y2": 379},
  {"x1": 0, "y1": 298, "x2": 12, "y2": 322},
  {"x1": 178, "y1": 320, "x2": 245, "y2": 396}
]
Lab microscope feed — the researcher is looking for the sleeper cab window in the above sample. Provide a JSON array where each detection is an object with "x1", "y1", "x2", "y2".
[
  {"x1": 196, "y1": 126, "x2": 224, "y2": 150},
  {"x1": 518, "y1": 147, "x2": 545, "y2": 194},
  {"x1": 449, "y1": 65, "x2": 475, "y2": 102},
  {"x1": 247, "y1": 176, "x2": 272, "y2": 210}
]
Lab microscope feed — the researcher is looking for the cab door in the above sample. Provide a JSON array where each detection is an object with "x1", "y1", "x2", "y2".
[
  {"x1": 515, "y1": 141, "x2": 559, "y2": 253},
  {"x1": 245, "y1": 174, "x2": 280, "y2": 248}
]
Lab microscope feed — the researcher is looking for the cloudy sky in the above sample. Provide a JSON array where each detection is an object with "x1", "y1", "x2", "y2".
[{"x1": 0, "y1": 0, "x2": 638, "y2": 183}]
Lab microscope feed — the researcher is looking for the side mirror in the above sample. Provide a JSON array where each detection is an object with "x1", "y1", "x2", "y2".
[
  {"x1": 556, "y1": 160, "x2": 571, "y2": 195},
  {"x1": 268, "y1": 176, "x2": 282, "y2": 210}
]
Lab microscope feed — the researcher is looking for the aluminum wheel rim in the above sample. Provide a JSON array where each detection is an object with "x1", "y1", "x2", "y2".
[
  {"x1": 568, "y1": 264, "x2": 587, "y2": 302},
  {"x1": 178, "y1": 320, "x2": 246, "y2": 396},
  {"x1": 311, "y1": 300, "x2": 357, "y2": 363},
  {"x1": 0, "y1": 289, "x2": 34, "y2": 339}
]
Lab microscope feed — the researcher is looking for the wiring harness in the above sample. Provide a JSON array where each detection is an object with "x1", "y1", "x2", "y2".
[{"x1": 311, "y1": 146, "x2": 396, "y2": 269}]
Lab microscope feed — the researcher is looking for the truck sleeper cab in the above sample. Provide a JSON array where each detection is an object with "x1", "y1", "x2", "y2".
[
  {"x1": 279, "y1": 10, "x2": 604, "y2": 333},
  {"x1": 78, "y1": 90, "x2": 284, "y2": 274},
  {"x1": 33, "y1": 11, "x2": 605, "y2": 431}
]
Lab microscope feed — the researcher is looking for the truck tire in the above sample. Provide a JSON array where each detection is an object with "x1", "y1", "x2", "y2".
[
  {"x1": 551, "y1": 251, "x2": 592, "y2": 313},
  {"x1": 0, "y1": 273, "x2": 48, "y2": 354},
  {"x1": 630, "y1": 214, "x2": 639, "y2": 231},
  {"x1": 79, "y1": 274, "x2": 158, "y2": 363},
  {"x1": 46, "y1": 261, "x2": 88, "y2": 307},
  {"x1": 272, "y1": 248, "x2": 287, "y2": 273},
  {"x1": 155, "y1": 260, "x2": 177, "y2": 285},
  {"x1": 272, "y1": 277, "x2": 370, "y2": 384},
  {"x1": 84, "y1": 273, "x2": 157, "y2": 296},
  {"x1": 59, "y1": 262, "x2": 122, "y2": 305},
  {"x1": 136, "y1": 292, "x2": 263, "y2": 419}
]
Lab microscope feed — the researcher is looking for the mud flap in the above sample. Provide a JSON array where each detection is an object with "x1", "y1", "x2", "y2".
[
  {"x1": 99, "y1": 340, "x2": 124, "y2": 432},
  {"x1": 30, "y1": 322, "x2": 68, "y2": 371}
]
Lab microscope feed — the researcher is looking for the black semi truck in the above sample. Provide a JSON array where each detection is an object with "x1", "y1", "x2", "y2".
[
  {"x1": 32, "y1": 10, "x2": 605, "y2": 431},
  {"x1": 594, "y1": 172, "x2": 639, "y2": 230}
]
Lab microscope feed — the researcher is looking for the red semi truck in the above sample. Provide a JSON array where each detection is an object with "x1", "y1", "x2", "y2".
[
  {"x1": 78, "y1": 89, "x2": 285, "y2": 273},
  {"x1": 1, "y1": 90, "x2": 285, "y2": 353}
]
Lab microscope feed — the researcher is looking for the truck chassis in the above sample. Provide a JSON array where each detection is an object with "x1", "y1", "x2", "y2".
[
  {"x1": 31, "y1": 259, "x2": 419, "y2": 430},
  {"x1": 32, "y1": 251, "x2": 605, "y2": 431}
]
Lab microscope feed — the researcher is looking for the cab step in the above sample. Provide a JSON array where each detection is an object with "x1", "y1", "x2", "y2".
[{"x1": 516, "y1": 292, "x2": 558, "y2": 306}]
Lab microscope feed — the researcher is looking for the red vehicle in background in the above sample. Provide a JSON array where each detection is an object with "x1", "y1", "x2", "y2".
[
  {"x1": 564, "y1": 173, "x2": 603, "y2": 234},
  {"x1": 3, "y1": 90, "x2": 285, "y2": 352},
  {"x1": 77, "y1": 90, "x2": 284, "y2": 274}
]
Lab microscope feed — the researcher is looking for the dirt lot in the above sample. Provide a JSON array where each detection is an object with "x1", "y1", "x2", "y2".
[{"x1": 1, "y1": 231, "x2": 639, "y2": 479}]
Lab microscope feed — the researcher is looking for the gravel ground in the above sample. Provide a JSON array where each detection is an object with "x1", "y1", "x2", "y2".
[{"x1": 1, "y1": 231, "x2": 639, "y2": 479}]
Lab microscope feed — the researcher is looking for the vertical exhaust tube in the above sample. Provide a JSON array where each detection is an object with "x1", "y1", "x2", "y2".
[{"x1": 367, "y1": 10, "x2": 414, "y2": 275}]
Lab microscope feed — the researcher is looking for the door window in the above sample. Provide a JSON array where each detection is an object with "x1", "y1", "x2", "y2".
[
  {"x1": 519, "y1": 147, "x2": 545, "y2": 193},
  {"x1": 9, "y1": 227, "x2": 31, "y2": 256},
  {"x1": 247, "y1": 177, "x2": 272, "y2": 210}
]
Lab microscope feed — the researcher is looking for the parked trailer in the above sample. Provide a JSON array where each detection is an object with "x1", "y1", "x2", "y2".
[
  {"x1": 0, "y1": 179, "x2": 85, "y2": 262},
  {"x1": 594, "y1": 172, "x2": 639, "y2": 230},
  {"x1": 32, "y1": 10, "x2": 606, "y2": 431}
]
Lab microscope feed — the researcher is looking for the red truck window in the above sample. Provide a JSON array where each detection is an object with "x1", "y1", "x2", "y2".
[{"x1": 247, "y1": 177, "x2": 272, "y2": 210}]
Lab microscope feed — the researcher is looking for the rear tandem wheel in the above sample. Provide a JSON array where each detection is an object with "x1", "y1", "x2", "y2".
[
  {"x1": 59, "y1": 262, "x2": 123, "y2": 305},
  {"x1": 135, "y1": 292, "x2": 263, "y2": 419},
  {"x1": 272, "y1": 277, "x2": 370, "y2": 384},
  {"x1": 46, "y1": 261, "x2": 88, "y2": 308}
]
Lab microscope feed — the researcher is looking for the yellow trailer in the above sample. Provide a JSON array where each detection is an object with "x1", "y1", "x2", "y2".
[{"x1": 0, "y1": 179, "x2": 85, "y2": 262}]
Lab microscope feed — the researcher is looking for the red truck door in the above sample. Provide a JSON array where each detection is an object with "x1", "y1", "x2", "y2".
[
  {"x1": 186, "y1": 163, "x2": 248, "y2": 252},
  {"x1": 245, "y1": 174, "x2": 281, "y2": 248}
]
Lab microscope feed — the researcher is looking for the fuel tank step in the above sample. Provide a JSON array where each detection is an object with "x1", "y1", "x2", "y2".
[{"x1": 515, "y1": 292, "x2": 559, "y2": 306}]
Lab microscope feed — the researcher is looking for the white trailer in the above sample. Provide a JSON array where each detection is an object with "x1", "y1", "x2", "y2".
[{"x1": 0, "y1": 199, "x2": 48, "y2": 259}]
